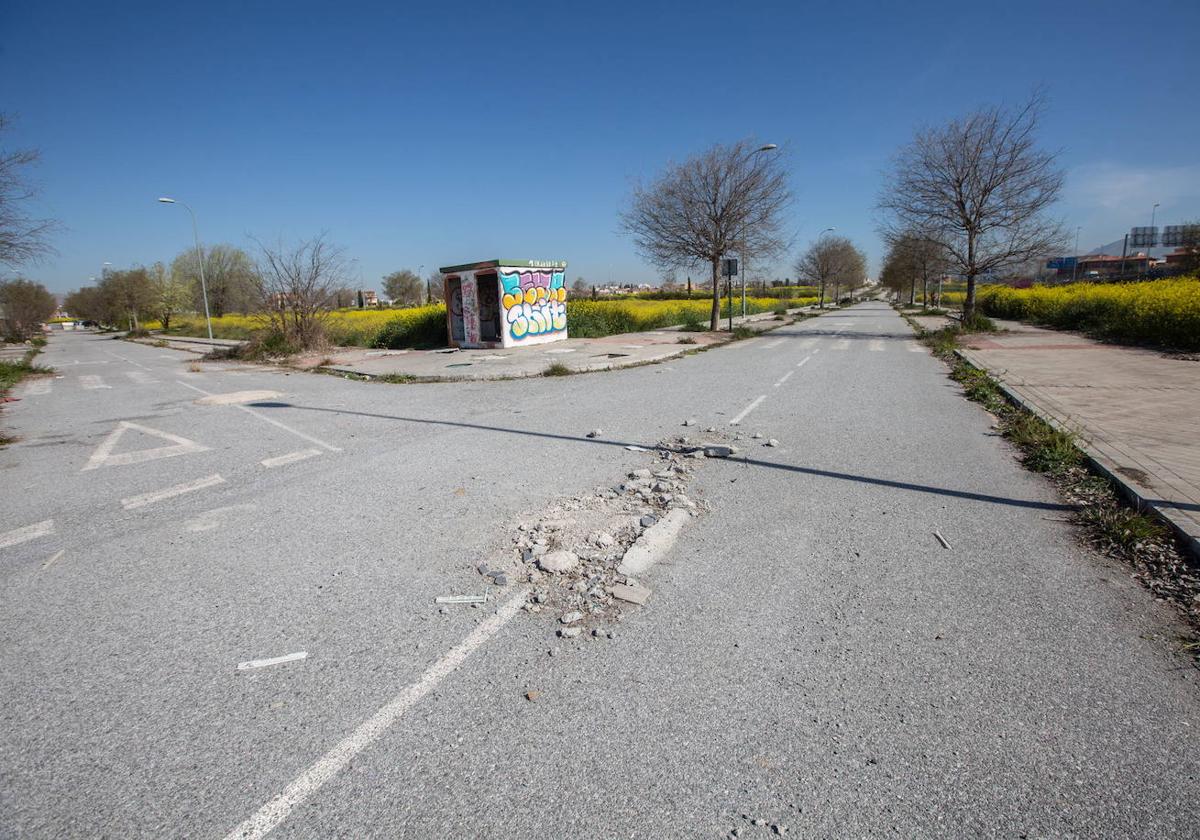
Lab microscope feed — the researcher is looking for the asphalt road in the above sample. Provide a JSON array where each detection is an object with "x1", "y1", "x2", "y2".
[{"x1": 1, "y1": 303, "x2": 1197, "y2": 839}]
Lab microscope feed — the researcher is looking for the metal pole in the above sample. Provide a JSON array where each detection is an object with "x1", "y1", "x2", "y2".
[
  {"x1": 178, "y1": 202, "x2": 214, "y2": 340},
  {"x1": 1071, "y1": 227, "x2": 1081, "y2": 283}
]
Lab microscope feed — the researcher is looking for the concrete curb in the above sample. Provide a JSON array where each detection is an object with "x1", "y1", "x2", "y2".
[
  {"x1": 617, "y1": 508, "x2": 694, "y2": 577},
  {"x1": 954, "y1": 348, "x2": 1200, "y2": 559}
]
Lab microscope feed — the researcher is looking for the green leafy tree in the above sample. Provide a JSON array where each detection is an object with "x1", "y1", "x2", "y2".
[{"x1": 382, "y1": 269, "x2": 423, "y2": 306}]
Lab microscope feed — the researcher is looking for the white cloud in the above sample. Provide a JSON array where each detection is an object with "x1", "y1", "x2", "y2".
[{"x1": 1067, "y1": 161, "x2": 1200, "y2": 214}]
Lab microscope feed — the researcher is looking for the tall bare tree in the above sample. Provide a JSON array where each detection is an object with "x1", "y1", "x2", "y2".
[
  {"x1": 0, "y1": 115, "x2": 59, "y2": 267},
  {"x1": 253, "y1": 233, "x2": 349, "y2": 349},
  {"x1": 881, "y1": 232, "x2": 948, "y2": 307},
  {"x1": 621, "y1": 140, "x2": 791, "y2": 330},
  {"x1": 0, "y1": 277, "x2": 56, "y2": 340},
  {"x1": 878, "y1": 94, "x2": 1065, "y2": 320},
  {"x1": 794, "y1": 235, "x2": 866, "y2": 308}
]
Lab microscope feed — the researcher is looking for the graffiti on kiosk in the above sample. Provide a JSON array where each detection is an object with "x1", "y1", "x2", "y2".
[{"x1": 500, "y1": 269, "x2": 567, "y2": 340}]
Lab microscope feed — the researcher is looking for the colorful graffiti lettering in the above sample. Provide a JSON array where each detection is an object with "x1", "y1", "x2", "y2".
[{"x1": 500, "y1": 269, "x2": 567, "y2": 340}]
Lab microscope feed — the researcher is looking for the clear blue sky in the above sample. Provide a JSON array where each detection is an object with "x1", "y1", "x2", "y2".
[{"x1": 3, "y1": 0, "x2": 1198, "y2": 294}]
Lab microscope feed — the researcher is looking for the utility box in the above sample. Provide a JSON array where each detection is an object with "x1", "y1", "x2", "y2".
[{"x1": 439, "y1": 259, "x2": 569, "y2": 349}]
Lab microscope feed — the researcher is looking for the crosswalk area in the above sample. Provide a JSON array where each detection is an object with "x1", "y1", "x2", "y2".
[{"x1": 749, "y1": 336, "x2": 926, "y2": 353}]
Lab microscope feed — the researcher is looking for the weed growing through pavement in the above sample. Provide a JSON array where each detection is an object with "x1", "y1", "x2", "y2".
[
  {"x1": 543, "y1": 362, "x2": 572, "y2": 377},
  {"x1": 730, "y1": 325, "x2": 757, "y2": 340},
  {"x1": 677, "y1": 336, "x2": 697, "y2": 345}
]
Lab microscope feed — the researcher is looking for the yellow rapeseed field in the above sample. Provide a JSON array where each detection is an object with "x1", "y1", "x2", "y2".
[
  {"x1": 976, "y1": 277, "x2": 1200, "y2": 350},
  {"x1": 155, "y1": 296, "x2": 819, "y2": 348}
]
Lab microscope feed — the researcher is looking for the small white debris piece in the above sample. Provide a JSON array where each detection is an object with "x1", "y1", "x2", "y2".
[
  {"x1": 434, "y1": 594, "x2": 489, "y2": 604},
  {"x1": 765, "y1": 439, "x2": 779, "y2": 447},
  {"x1": 934, "y1": 531, "x2": 951, "y2": 550},
  {"x1": 624, "y1": 445, "x2": 650, "y2": 452},
  {"x1": 586, "y1": 429, "x2": 603, "y2": 438},
  {"x1": 236, "y1": 651, "x2": 308, "y2": 672},
  {"x1": 538, "y1": 550, "x2": 580, "y2": 574},
  {"x1": 611, "y1": 583, "x2": 651, "y2": 605}
]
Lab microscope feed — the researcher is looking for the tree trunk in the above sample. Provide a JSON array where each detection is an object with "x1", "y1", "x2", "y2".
[
  {"x1": 909, "y1": 276, "x2": 916, "y2": 306},
  {"x1": 709, "y1": 257, "x2": 721, "y2": 331},
  {"x1": 963, "y1": 274, "x2": 977, "y2": 322},
  {"x1": 818, "y1": 279, "x2": 826, "y2": 309}
]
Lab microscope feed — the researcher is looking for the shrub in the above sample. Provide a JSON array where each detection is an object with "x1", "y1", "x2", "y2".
[{"x1": 976, "y1": 277, "x2": 1200, "y2": 351}]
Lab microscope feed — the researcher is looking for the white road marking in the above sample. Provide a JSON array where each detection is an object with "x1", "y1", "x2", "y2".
[
  {"x1": 26, "y1": 378, "x2": 52, "y2": 395},
  {"x1": 126, "y1": 371, "x2": 157, "y2": 384},
  {"x1": 812, "y1": 347, "x2": 821, "y2": 354},
  {"x1": 237, "y1": 651, "x2": 308, "y2": 672},
  {"x1": 761, "y1": 338, "x2": 786, "y2": 350},
  {"x1": 185, "y1": 504, "x2": 257, "y2": 533},
  {"x1": 83, "y1": 421, "x2": 209, "y2": 471},
  {"x1": 42, "y1": 550, "x2": 65, "y2": 569},
  {"x1": 773, "y1": 371, "x2": 794, "y2": 388},
  {"x1": 222, "y1": 589, "x2": 528, "y2": 840},
  {"x1": 261, "y1": 448, "x2": 322, "y2": 468},
  {"x1": 0, "y1": 519, "x2": 55, "y2": 549},
  {"x1": 868, "y1": 339, "x2": 885, "y2": 352},
  {"x1": 106, "y1": 350, "x2": 153, "y2": 371},
  {"x1": 796, "y1": 337, "x2": 818, "y2": 349},
  {"x1": 177, "y1": 381, "x2": 342, "y2": 453},
  {"x1": 729, "y1": 395, "x2": 766, "y2": 425},
  {"x1": 120, "y1": 474, "x2": 225, "y2": 510},
  {"x1": 797, "y1": 355, "x2": 812, "y2": 368},
  {"x1": 832, "y1": 339, "x2": 850, "y2": 351},
  {"x1": 80, "y1": 375, "x2": 110, "y2": 389}
]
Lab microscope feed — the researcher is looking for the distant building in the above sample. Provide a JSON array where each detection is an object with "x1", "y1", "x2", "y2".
[
  {"x1": 1046, "y1": 253, "x2": 1151, "y2": 279},
  {"x1": 356, "y1": 290, "x2": 378, "y2": 307}
]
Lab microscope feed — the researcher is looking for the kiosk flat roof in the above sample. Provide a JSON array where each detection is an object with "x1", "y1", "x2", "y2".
[{"x1": 439, "y1": 259, "x2": 567, "y2": 273}]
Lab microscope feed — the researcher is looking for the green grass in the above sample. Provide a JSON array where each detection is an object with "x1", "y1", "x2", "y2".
[
  {"x1": 1, "y1": 349, "x2": 54, "y2": 447},
  {"x1": 543, "y1": 362, "x2": 572, "y2": 376}
]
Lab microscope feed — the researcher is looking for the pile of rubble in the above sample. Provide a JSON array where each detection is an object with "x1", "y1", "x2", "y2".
[{"x1": 469, "y1": 431, "x2": 747, "y2": 642}]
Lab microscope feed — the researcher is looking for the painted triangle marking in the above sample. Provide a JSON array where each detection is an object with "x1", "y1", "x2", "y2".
[{"x1": 83, "y1": 421, "x2": 209, "y2": 471}]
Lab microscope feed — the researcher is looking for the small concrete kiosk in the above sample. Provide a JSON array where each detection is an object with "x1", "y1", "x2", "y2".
[{"x1": 439, "y1": 259, "x2": 569, "y2": 349}]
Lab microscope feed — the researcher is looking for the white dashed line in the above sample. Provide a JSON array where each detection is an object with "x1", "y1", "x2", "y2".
[
  {"x1": 0, "y1": 519, "x2": 55, "y2": 549},
  {"x1": 177, "y1": 381, "x2": 342, "y2": 453},
  {"x1": 120, "y1": 474, "x2": 225, "y2": 510},
  {"x1": 729, "y1": 395, "x2": 766, "y2": 425},
  {"x1": 761, "y1": 338, "x2": 786, "y2": 350},
  {"x1": 237, "y1": 651, "x2": 308, "y2": 672},
  {"x1": 773, "y1": 371, "x2": 794, "y2": 388},
  {"x1": 80, "y1": 375, "x2": 110, "y2": 389},
  {"x1": 221, "y1": 588, "x2": 528, "y2": 840},
  {"x1": 797, "y1": 355, "x2": 812, "y2": 368},
  {"x1": 261, "y1": 448, "x2": 322, "y2": 468},
  {"x1": 42, "y1": 550, "x2": 65, "y2": 569}
]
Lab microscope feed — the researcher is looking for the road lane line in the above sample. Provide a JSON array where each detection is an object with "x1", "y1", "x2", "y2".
[
  {"x1": 729, "y1": 395, "x2": 766, "y2": 425},
  {"x1": 773, "y1": 370, "x2": 794, "y2": 388},
  {"x1": 126, "y1": 371, "x2": 157, "y2": 384},
  {"x1": 120, "y1": 474, "x2": 225, "y2": 510},
  {"x1": 237, "y1": 651, "x2": 308, "y2": 672},
  {"x1": 177, "y1": 381, "x2": 342, "y2": 453},
  {"x1": 868, "y1": 339, "x2": 885, "y2": 352},
  {"x1": 106, "y1": 350, "x2": 153, "y2": 371},
  {"x1": 261, "y1": 448, "x2": 322, "y2": 468},
  {"x1": 796, "y1": 337, "x2": 818, "y2": 349},
  {"x1": 42, "y1": 550, "x2": 65, "y2": 570},
  {"x1": 80, "y1": 375, "x2": 110, "y2": 389},
  {"x1": 0, "y1": 519, "x2": 55, "y2": 549},
  {"x1": 797, "y1": 355, "x2": 812, "y2": 368},
  {"x1": 222, "y1": 588, "x2": 528, "y2": 840},
  {"x1": 761, "y1": 338, "x2": 786, "y2": 350},
  {"x1": 812, "y1": 347, "x2": 821, "y2": 354}
]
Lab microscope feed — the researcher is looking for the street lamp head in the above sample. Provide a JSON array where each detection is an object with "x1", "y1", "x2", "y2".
[
  {"x1": 157, "y1": 197, "x2": 176, "y2": 204},
  {"x1": 758, "y1": 144, "x2": 778, "y2": 152}
]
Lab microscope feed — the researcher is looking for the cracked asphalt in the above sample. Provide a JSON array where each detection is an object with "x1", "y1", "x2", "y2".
[{"x1": 1, "y1": 302, "x2": 1196, "y2": 838}]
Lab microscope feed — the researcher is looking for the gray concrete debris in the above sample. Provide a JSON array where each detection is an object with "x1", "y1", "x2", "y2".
[
  {"x1": 586, "y1": 429, "x2": 602, "y2": 438},
  {"x1": 476, "y1": 562, "x2": 490, "y2": 575},
  {"x1": 629, "y1": 468, "x2": 652, "y2": 479},
  {"x1": 703, "y1": 444, "x2": 738, "y2": 458},
  {"x1": 434, "y1": 594, "x2": 488, "y2": 604},
  {"x1": 489, "y1": 572, "x2": 509, "y2": 586},
  {"x1": 766, "y1": 439, "x2": 779, "y2": 447},
  {"x1": 560, "y1": 610, "x2": 584, "y2": 624},
  {"x1": 752, "y1": 432, "x2": 764, "y2": 439},
  {"x1": 640, "y1": 514, "x2": 658, "y2": 528},
  {"x1": 559, "y1": 626, "x2": 583, "y2": 639},
  {"x1": 611, "y1": 583, "x2": 651, "y2": 605},
  {"x1": 538, "y1": 550, "x2": 580, "y2": 574},
  {"x1": 682, "y1": 418, "x2": 697, "y2": 426}
]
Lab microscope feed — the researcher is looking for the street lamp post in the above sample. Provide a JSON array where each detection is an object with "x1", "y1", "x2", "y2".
[
  {"x1": 1071, "y1": 226, "x2": 1081, "y2": 283},
  {"x1": 740, "y1": 144, "x2": 779, "y2": 319},
  {"x1": 157, "y1": 197, "x2": 213, "y2": 340}
]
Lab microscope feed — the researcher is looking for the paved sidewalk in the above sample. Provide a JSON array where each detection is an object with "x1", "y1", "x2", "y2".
[{"x1": 957, "y1": 320, "x2": 1200, "y2": 554}]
